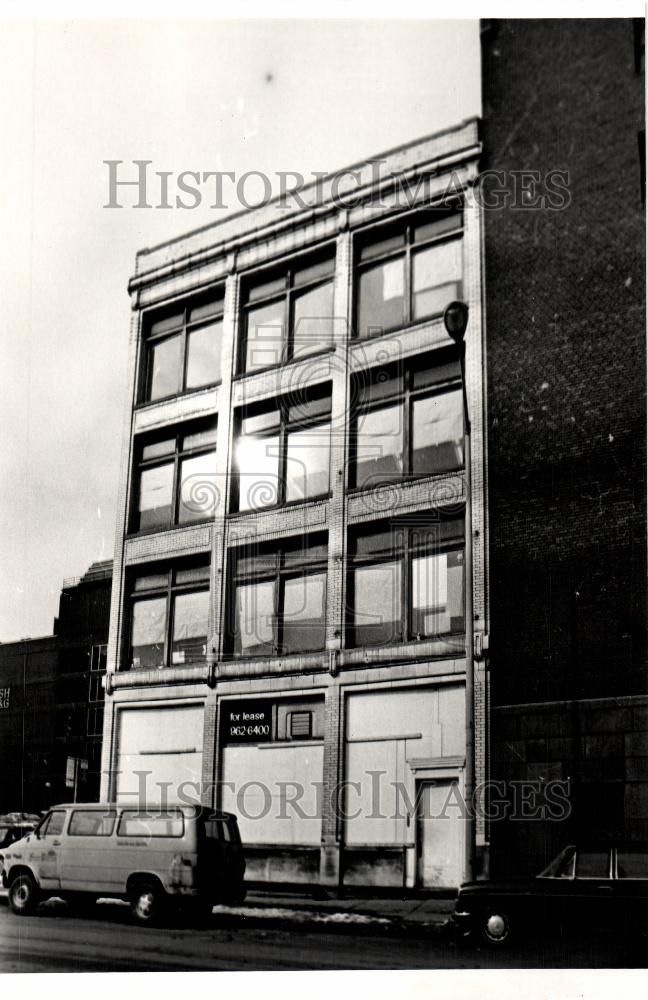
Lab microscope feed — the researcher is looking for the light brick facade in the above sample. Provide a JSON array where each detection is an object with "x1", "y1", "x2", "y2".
[{"x1": 101, "y1": 120, "x2": 488, "y2": 889}]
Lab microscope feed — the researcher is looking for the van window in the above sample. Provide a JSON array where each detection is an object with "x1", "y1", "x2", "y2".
[
  {"x1": 117, "y1": 810, "x2": 185, "y2": 838},
  {"x1": 204, "y1": 817, "x2": 241, "y2": 844},
  {"x1": 617, "y1": 851, "x2": 648, "y2": 878},
  {"x1": 69, "y1": 810, "x2": 116, "y2": 836},
  {"x1": 41, "y1": 811, "x2": 66, "y2": 837}
]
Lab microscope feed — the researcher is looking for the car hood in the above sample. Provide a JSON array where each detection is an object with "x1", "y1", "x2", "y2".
[{"x1": 457, "y1": 877, "x2": 543, "y2": 897}]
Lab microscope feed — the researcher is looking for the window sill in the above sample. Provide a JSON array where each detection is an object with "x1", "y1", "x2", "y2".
[
  {"x1": 126, "y1": 517, "x2": 214, "y2": 540},
  {"x1": 232, "y1": 345, "x2": 336, "y2": 382},
  {"x1": 351, "y1": 310, "x2": 451, "y2": 346},
  {"x1": 346, "y1": 470, "x2": 464, "y2": 496},
  {"x1": 228, "y1": 493, "x2": 332, "y2": 520},
  {"x1": 135, "y1": 381, "x2": 221, "y2": 410}
]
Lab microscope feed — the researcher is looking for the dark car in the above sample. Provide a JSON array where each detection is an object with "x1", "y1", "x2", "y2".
[{"x1": 453, "y1": 844, "x2": 648, "y2": 947}]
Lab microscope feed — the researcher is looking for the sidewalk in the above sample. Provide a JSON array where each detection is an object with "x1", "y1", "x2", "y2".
[{"x1": 224, "y1": 887, "x2": 456, "y2": 933}]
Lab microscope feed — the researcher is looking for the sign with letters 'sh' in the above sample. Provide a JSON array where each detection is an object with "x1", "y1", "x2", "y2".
[{"x1": 221, "y1": 700, "x2": 272, "y2": 743}]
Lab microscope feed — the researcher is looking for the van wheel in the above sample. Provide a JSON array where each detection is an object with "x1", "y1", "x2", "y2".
[
  {"x1": 8, "y1": 873, "x2": 40, "y2": 916},
  {"x1": 130, "y1": 881, "x2": 164, "y2": 925}
]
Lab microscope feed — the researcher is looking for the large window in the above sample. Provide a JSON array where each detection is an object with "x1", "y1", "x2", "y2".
[
  {"x1": 141, "y1": 292, "x2": 223, "y2": 403},
  {"x1": 133, "y1": 421, "x2": 217, "y2": 532},
  {"x1": 228, "y1": 535, "x2": 327, "y2": 657},
  {"x1": 233, "y1": 386, "x2": 331, "y2": 512},
  {"x1": 350, "y1": 352, "x2": 463, "y2": 489},
  {"x1": 240, "y1": 251, "x2": 335, "y2": 373},
  {"x1": 347, "y1": 517, "x2": 464, "y2": 647},
  {"x1": 127, "y1": 562, "x2": 210, "y2": 670},
  {"x1": 355, "y1": 210, "x2": 462, "y2": 339}
]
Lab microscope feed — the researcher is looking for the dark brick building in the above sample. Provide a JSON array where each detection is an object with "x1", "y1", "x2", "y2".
[
  {"x1": 0, "y1": 561, "x2": 112, "y2": 813},
  {"x1": 481, "y1": 19, "x2": 647, "y2": 873}
]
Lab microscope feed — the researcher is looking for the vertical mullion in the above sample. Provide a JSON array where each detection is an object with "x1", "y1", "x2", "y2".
[
  {"x1": 172, "y1": 436, "x2": 181, "y2": 526},
  {"x1": 280, "y1": 403, "x2": 288, "y2": 505},
  {"x1": 403, "y1": 367, "x2": 410, "y2": 478},
  {"x1": 405, "y1": 228, "x2": 412, "y2": 324},
  {"x1": 402, "y1": 532, "x2": 409, "y2": 641},
  {"x1": 285, "y1": 287, "x2": 292, "y2": 363},
  {"x1": 179, "y1": 310, "x2": 189, "y2": 392},
  {"x1": 165, "y1": 576, "x2": 173, "y2": 667},
  {"x1": 275, "y1": 566, "x2": 283, "y2": 656}
]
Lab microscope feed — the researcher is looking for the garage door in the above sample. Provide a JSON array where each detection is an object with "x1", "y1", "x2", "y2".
[{"x1": 115, "y1": 704, "x2": 204, "y2": 805}]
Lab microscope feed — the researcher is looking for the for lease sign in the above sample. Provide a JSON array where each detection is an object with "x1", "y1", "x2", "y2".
[{"x1": 221, "y1": 700, "x2": 272, "y2": 743}]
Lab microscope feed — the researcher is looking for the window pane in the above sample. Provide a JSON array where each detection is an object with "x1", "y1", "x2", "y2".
[
  {"x1": 357, "y1": 258, "x2": 406, "y2": 337},
  {"x1": 246, "y1": 272, "x2": 286, "y2": 304},
  {"x1": 131, "y1": 596, "x2": 167, "y2": 669},
  {"x1": 412, "y1": 239, "x2": 462, "y2": 320},
  {"x1": 186, "y1": 320, "x2": 222, "y2": 389},
  {"x1": 411, "y1": 389, "x2": 463, "y2": 475},
  {"x1": 133, "y1": 572, "x2": 169, "y2": 592},
  {"x1": 354, "y1": 403, "x2": 403, "y2": 488},
  {"x1": 411, "y1": 551, "x2": 464, "y2": 638},
  {"x1": 293, "y1": 256, "x2": 335, "y2": 287},
  {"x1": 287, "y1": 390, "x2": 332, "y2": 424},
  {"x1": 148, "y1": 334, "x2": 182, "y2": 400},
  {"x1": 178, "y1": 451, "x2": 217, "y2": 523},
  {"x1": 292, "y1": 281, "x2": 334, "y2": 358},
  {"x1": 359, "y1": 230, "x2": 405, "y2": 262},
  {"x1": 282, "y1": 573, "x2": 326, "y2": 652},
  {"x1": 617, "y1": 852, "x2": 648, "y2": 878},
  {"x1": 150, "y1": 311, "x2": 184, "y2": 336},
  {"x1": 235, "y1": 434, "x2": 280, "y2": 511},
  {"x1": 172, "y1": 589, "x2": 209, "y2": 664},
  {"x1": 356, "y1": 367, "x2": 403, "y2": 406},
  {"x1": 286, "y1": 426, "x2": 330, "y2": 501},
  {"x1": 352, "y1": 561, "x2": 401, "y2": 646},
  {"x1": 242, "y1": 405, "x2": 281, "y2": 436},
  {"x1": 175, "y1": 563, "x2": 210, "y2": 585},
  {"x1": 245, "y1": 300, "x2": 285, "y2": 372},
  {"x1": 118, "y1": 811, "x2": 184, "y2": 838},
  {"x1": 141, "y1": 437, "x2": 175, "y2": 461},
  {"x1": 190, "y1": 297, "x2": 222, "y2": 323},
  {"x1": 45, "y1": 812, "x2": 66, "y2": 837},
  {"x1": 69, "y1": 810, "x2": 116, "y2": 836},
  {"x1": 412, "y1": 358, "x2": 461, "y2": 390},
  {"x1": 235, "y1": 580, "x2": 275, "y2": 656},
  {"x1": 575, "y1": 851, "x2": 610, "y2": 878},
  {"x1": 182, "y1": 424, "x2": 217, "y2": 450},
  {"x1": 413, "y1": 213, "x2": 462, "y2": 245},
  {"x1": 137, "y1": 463, "x2": 174, "y2": 531}
]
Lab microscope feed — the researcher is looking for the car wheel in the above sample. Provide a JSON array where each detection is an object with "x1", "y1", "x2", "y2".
[
  {"x1": 130, "y1": 881, "x2": 165, "y2": 926},
  {"x1": 479, "y1": 908, "x2": 513, "y2": 946},
  {"x1": 8, "y1": 873, "x2": 40, "y2": 916}
]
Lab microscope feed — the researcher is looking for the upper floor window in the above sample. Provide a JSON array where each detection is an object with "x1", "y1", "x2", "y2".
[
  {"x1": 355, "y1": 210, "x2": 462, "y2": 339},
  {"x1": 228, "y1": 534, "x2": 327, "y2": 658},
  {"x1": 142, "y1": 292, "x2": 223, "y2": 403},
  {"x1": 240, "y1": 251, "x2": 335, "y2": 374},
  {"x1": 347, "y1": 516, "x2": 464, "y2": 647},
  {"x1": 128, "y1": 561, "x2": 210, "y2": 670},
  {"x1": 232, "y1": 386, "x2": 331, "y2": 512},
  {"x1": 133, "y1": 420, "x2": 217, "y2": 532},
  {"x1": 350, "y1": 352, "x2": 463, "y2": 490}
]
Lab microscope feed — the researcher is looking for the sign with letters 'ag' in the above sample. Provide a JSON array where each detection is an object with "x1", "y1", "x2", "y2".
[{"x1": 221, "y1": 700, "x2": 272, "y2": 743}]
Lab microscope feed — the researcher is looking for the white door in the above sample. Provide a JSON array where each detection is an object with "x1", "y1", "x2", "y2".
[{"x1": 416, "y1": 780, "x2": 463, "y2": 888}]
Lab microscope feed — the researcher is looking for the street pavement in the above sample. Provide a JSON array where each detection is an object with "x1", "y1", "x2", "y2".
[{"x1": 0, "y1": 893, "x2": 645, "y2": 971}]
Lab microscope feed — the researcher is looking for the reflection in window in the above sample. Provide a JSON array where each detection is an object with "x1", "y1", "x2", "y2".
[
  {"x1": 128, "y1": 562, "x2": 210, "y2": 670},
  {"x1": 348, "y1": 518, "x2": 464, "y2": 647},
  {"x1": 143, "y1": 294, "x2": 223, "y2": 402},
  {"x1": 356, "y1": 211, "x2": 462, "y2": 339},
  {"x1": 352, "y1": 353, "x2": 463, "y2": 489},
  {"x1": 233, "y1": 388, "x2": 331, "y2": 512},
  {"x1": 134, "y1": 421, "x2": 217, "y2": 532},
  {"x1": 241, "y1": 253, "x2": 335, "y2": 373},
  {"x1": 230, "y1": 536, "x2": 327, "y2": 657}
]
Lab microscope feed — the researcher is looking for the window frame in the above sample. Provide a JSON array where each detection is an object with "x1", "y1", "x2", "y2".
[
  {"x1": 232, "y1": 386, "x2": 332, "y2": 513},
  {"x1": 238, "y1": 249, "x2": 336, "y2": 375},
  {"x1": 347, "y1": 519, "x2": 465, "y2": 648},
  {"x1": 228, "y1": 536, "x2": 328, "y2": 658},
  {"x1": 349, "y1": 353, "x2": 464, "y2": 491},
  {"x1": 131, "y1": 420, "x2": 218, "y2": 534},
  {"x1": 354, "y1": 209, "x2": 463, "y2": 341},
  {"x1": 126, "y1": 561, "x2": 210, "y2": 671},
  {"x1": 139, "y1": 291, "x2": 225, "y2": 405}
]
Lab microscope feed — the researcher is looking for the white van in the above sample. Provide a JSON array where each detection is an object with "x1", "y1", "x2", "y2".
[{"x1": 0, "y1": 802, "x2": 245, "y2": 924}]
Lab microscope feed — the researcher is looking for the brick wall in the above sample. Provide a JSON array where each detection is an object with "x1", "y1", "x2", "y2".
[{"x1": 482, "y1": 18, "x2": 647, "y2": 871}]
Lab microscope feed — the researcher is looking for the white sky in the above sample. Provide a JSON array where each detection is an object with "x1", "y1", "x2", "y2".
[{"x1": 0, "y1": 17, "x2": 482, "y2": 640}]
